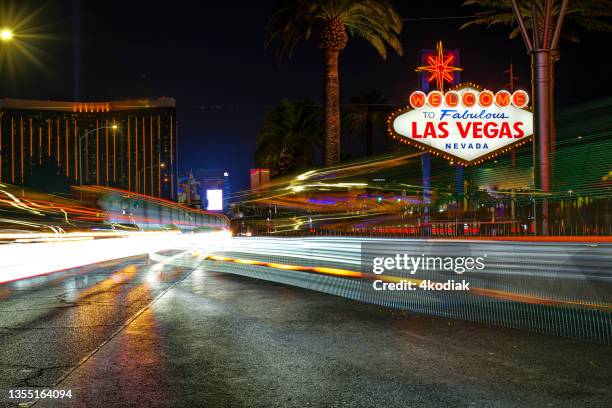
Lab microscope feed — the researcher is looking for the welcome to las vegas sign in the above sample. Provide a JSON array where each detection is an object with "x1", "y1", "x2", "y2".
[{"x1": 387, "y1": 84, "x2": 534, "y2": 166}]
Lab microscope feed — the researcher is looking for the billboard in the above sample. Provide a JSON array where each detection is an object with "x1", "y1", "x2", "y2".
[
  {"x1": 206, "y1": 189, "x2": 223, "y2": 211},
  {"x1": 387, "y1": 84, "x2": 533, "y2": 165}
]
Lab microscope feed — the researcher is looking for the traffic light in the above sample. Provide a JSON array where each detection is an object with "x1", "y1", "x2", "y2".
[{"x1": 377, "y1": 196, "x2": 382, "y2": 203}]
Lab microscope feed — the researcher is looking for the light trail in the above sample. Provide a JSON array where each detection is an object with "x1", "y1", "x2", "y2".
[
  {"x1": 206, "y1": 255, "x2": 361, "y2": 278},
  {"x1": 231, "y1": 151, "x2": 432, "y2": 233},
  {"x1": 0, "y1": 182, "x2": 232, "y2": 284},
  {"x1": 204, "y1": 253, "x2": 612, "y2": 311},
  {"x1": 199, "y1": 236, "x2": 612, "y2": 344},
  {"x1": 0, "y1": 230, "x2": 231, "y2": 284}
]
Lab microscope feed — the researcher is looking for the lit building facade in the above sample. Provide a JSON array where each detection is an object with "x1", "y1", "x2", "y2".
[{"x1": 0, "y1": 98, "x2": 177, "y2": 200}]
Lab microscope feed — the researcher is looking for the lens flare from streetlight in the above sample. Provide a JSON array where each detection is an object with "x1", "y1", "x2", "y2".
[
  {"x1": 0, "y1": 1, "x2": 55, "y2": 89},
  {"x1": 0, "y1": 29, "x2": 13, "y2": 41}
]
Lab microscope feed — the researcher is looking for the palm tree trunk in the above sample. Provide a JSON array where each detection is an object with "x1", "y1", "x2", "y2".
[
  {"x1": 532, "y1": 50, "x2": 554, "y2": 235},
  {"x1": 324, "y1": 49, "x2": 341, "y2": 166}
]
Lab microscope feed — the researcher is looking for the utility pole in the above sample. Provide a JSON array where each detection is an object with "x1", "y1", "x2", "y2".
[
  {"x1": 505, "y1": 61, "x2": 520, "y2": 167},
  {"x1": 510, "y1": 0, "x2": 568, "y2": 236},
  {"x1": 504, "y1": 62, "x2": 520, "y2": 92}
]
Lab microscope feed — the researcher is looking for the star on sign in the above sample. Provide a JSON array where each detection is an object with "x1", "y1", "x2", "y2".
[{"x1": 416, "y1": 41, "x2": 463, "y2": 92}]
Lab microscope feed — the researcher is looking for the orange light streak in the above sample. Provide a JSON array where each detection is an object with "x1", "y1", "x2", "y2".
[
  {"x1": 170, "y1": 115, "x2": 173, "y2": 199},
  {"x1": 135, "y1": 117, "x2": 139, "y2": 192},
  {"x1": 47, "y1": 120, "x2": 51, "y2": 156},
  {"x1": 150, "y1": 116, "x2": 153, "y2": 196},
  {"x1": 84, "y1": 127, "x2": 88, "y2": 184},
  {"x1": 29, "y1": 118, "x2": 33, "y2": 158},
  {"x1": 56, "y1": 119, "x2": 60, "y2": 166},
  {"x1": 74, "y1": 120, "x2": 78, "y2": 181},
  {"x1": 157, "y1": 116, "x2": 161, "y2": 197},
  {"x1": 113, "y1": 122, "x2": 116, "y2": 182},
  {"x1": 20, "y1": 117, "x2": 24, "y2": 182},
  {"x1": 65, "y1": 120, "x2": 69, "y2": 177},
  {"x1": 96, "y1": 121, "x2": 99, "y2": 185},
  {"x1": 38, "y1": 127, "x2": 42, "y2": 164},
  {"x1": 127, "y1": 117, "x2": 131, "y2": 191},
  {"x1": 142, "y1": 116, "x2": 146, "y2": 195},
  {"x1": 206, "y1": 255, "x2": 611, "y2": 311},
  {"x1": 206, "y1": 255, "x2": 361, "y2": 279},
  {"x1": 105, "y1": 120, "x2": 109, "y2": 186},
  {"x1": 10, "y1": 117, "x2": 14, "y2": 183},
  {"x1": 0, "y1": 114, "x2": 2, "y2": 182}
]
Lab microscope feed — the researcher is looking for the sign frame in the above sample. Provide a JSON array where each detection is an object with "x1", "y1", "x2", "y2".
[{"x1": 387, "y1": 82, "x2": 533, "y2": 166}]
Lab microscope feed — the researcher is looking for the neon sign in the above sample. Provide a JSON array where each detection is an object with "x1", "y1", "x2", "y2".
[
  {"x1": 387, "y1": 84, "x2": 533, "y2": 166},
  {"x1": 416, "y1": 41, "x2": 462, "y2": 92}
]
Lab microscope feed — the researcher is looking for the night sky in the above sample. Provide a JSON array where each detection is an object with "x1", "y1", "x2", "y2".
[{"x1": 1, "y1": 0, "x2": 610, "y2": 191}]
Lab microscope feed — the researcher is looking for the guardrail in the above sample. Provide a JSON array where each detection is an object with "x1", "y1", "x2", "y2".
[{"x1": 204, "y1": 237, "x2": 612, "y2": 344}]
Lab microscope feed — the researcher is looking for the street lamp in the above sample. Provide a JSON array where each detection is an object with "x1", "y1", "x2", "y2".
[
  {"x1": 137, "y1": 162, "x2": 166, "y2": 195},
  {"x1": 78, "y1": 124, "x2": 120, "y2": 185},
  {"x1": 0, "y1": 29, "x2": 13, "y2": 41},
  {"x1": 137, "y1": 162, "x2": 165, "y2": 176}
]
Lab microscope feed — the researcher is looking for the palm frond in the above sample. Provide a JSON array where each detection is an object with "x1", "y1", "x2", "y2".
[
  {"x1": 255, "y1": 100, "x2": 323, "y2": 176},
  {"x1": 460, "y1": 0, "x2": 612, "y2": 44},
  {"x1": 265, "y1": 0, "x2": 404, "y2": 60}
]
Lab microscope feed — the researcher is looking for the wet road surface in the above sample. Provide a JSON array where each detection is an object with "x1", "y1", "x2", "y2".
[
  {"x1": 0, "y1": 253, "x2": 611, "y2": 407},
  {"x1": 0, "y1": 252, "x2": 195, "y2": 407}
]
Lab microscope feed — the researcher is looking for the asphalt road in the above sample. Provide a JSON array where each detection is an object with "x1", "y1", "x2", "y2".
[
  {"x1": 0, "y1": 253, "x2": 611, "y2": 407},
  {"x1": 0, "y1": 252, "x2": 195, "y2": 407}
]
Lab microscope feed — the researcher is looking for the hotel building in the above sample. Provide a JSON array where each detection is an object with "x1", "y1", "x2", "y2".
[{"x1": 0, "y1": 97, "x2": 177, "y2": 200}]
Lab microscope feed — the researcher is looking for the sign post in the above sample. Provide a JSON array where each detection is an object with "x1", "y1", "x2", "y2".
[{"x1": 415, "y1": 41, "x2": 462, "y2": 236}]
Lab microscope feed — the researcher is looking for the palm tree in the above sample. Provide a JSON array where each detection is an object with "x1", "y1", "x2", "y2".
[
  {"x1": 265, "y1": 0, "x2": 403, "y2": 167},
  {"x1": 254, "y1": 100, "x2": 323, "y2": 177},
  {"x1": 462, "y1": 1, "x2": 612, "y2": 48},
  {"x1": 461, "y1": 0, "x2": 612, "y2": 235},
  {"x1": 343, "y1": 91, "x2": 388, "y2": 157}
]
